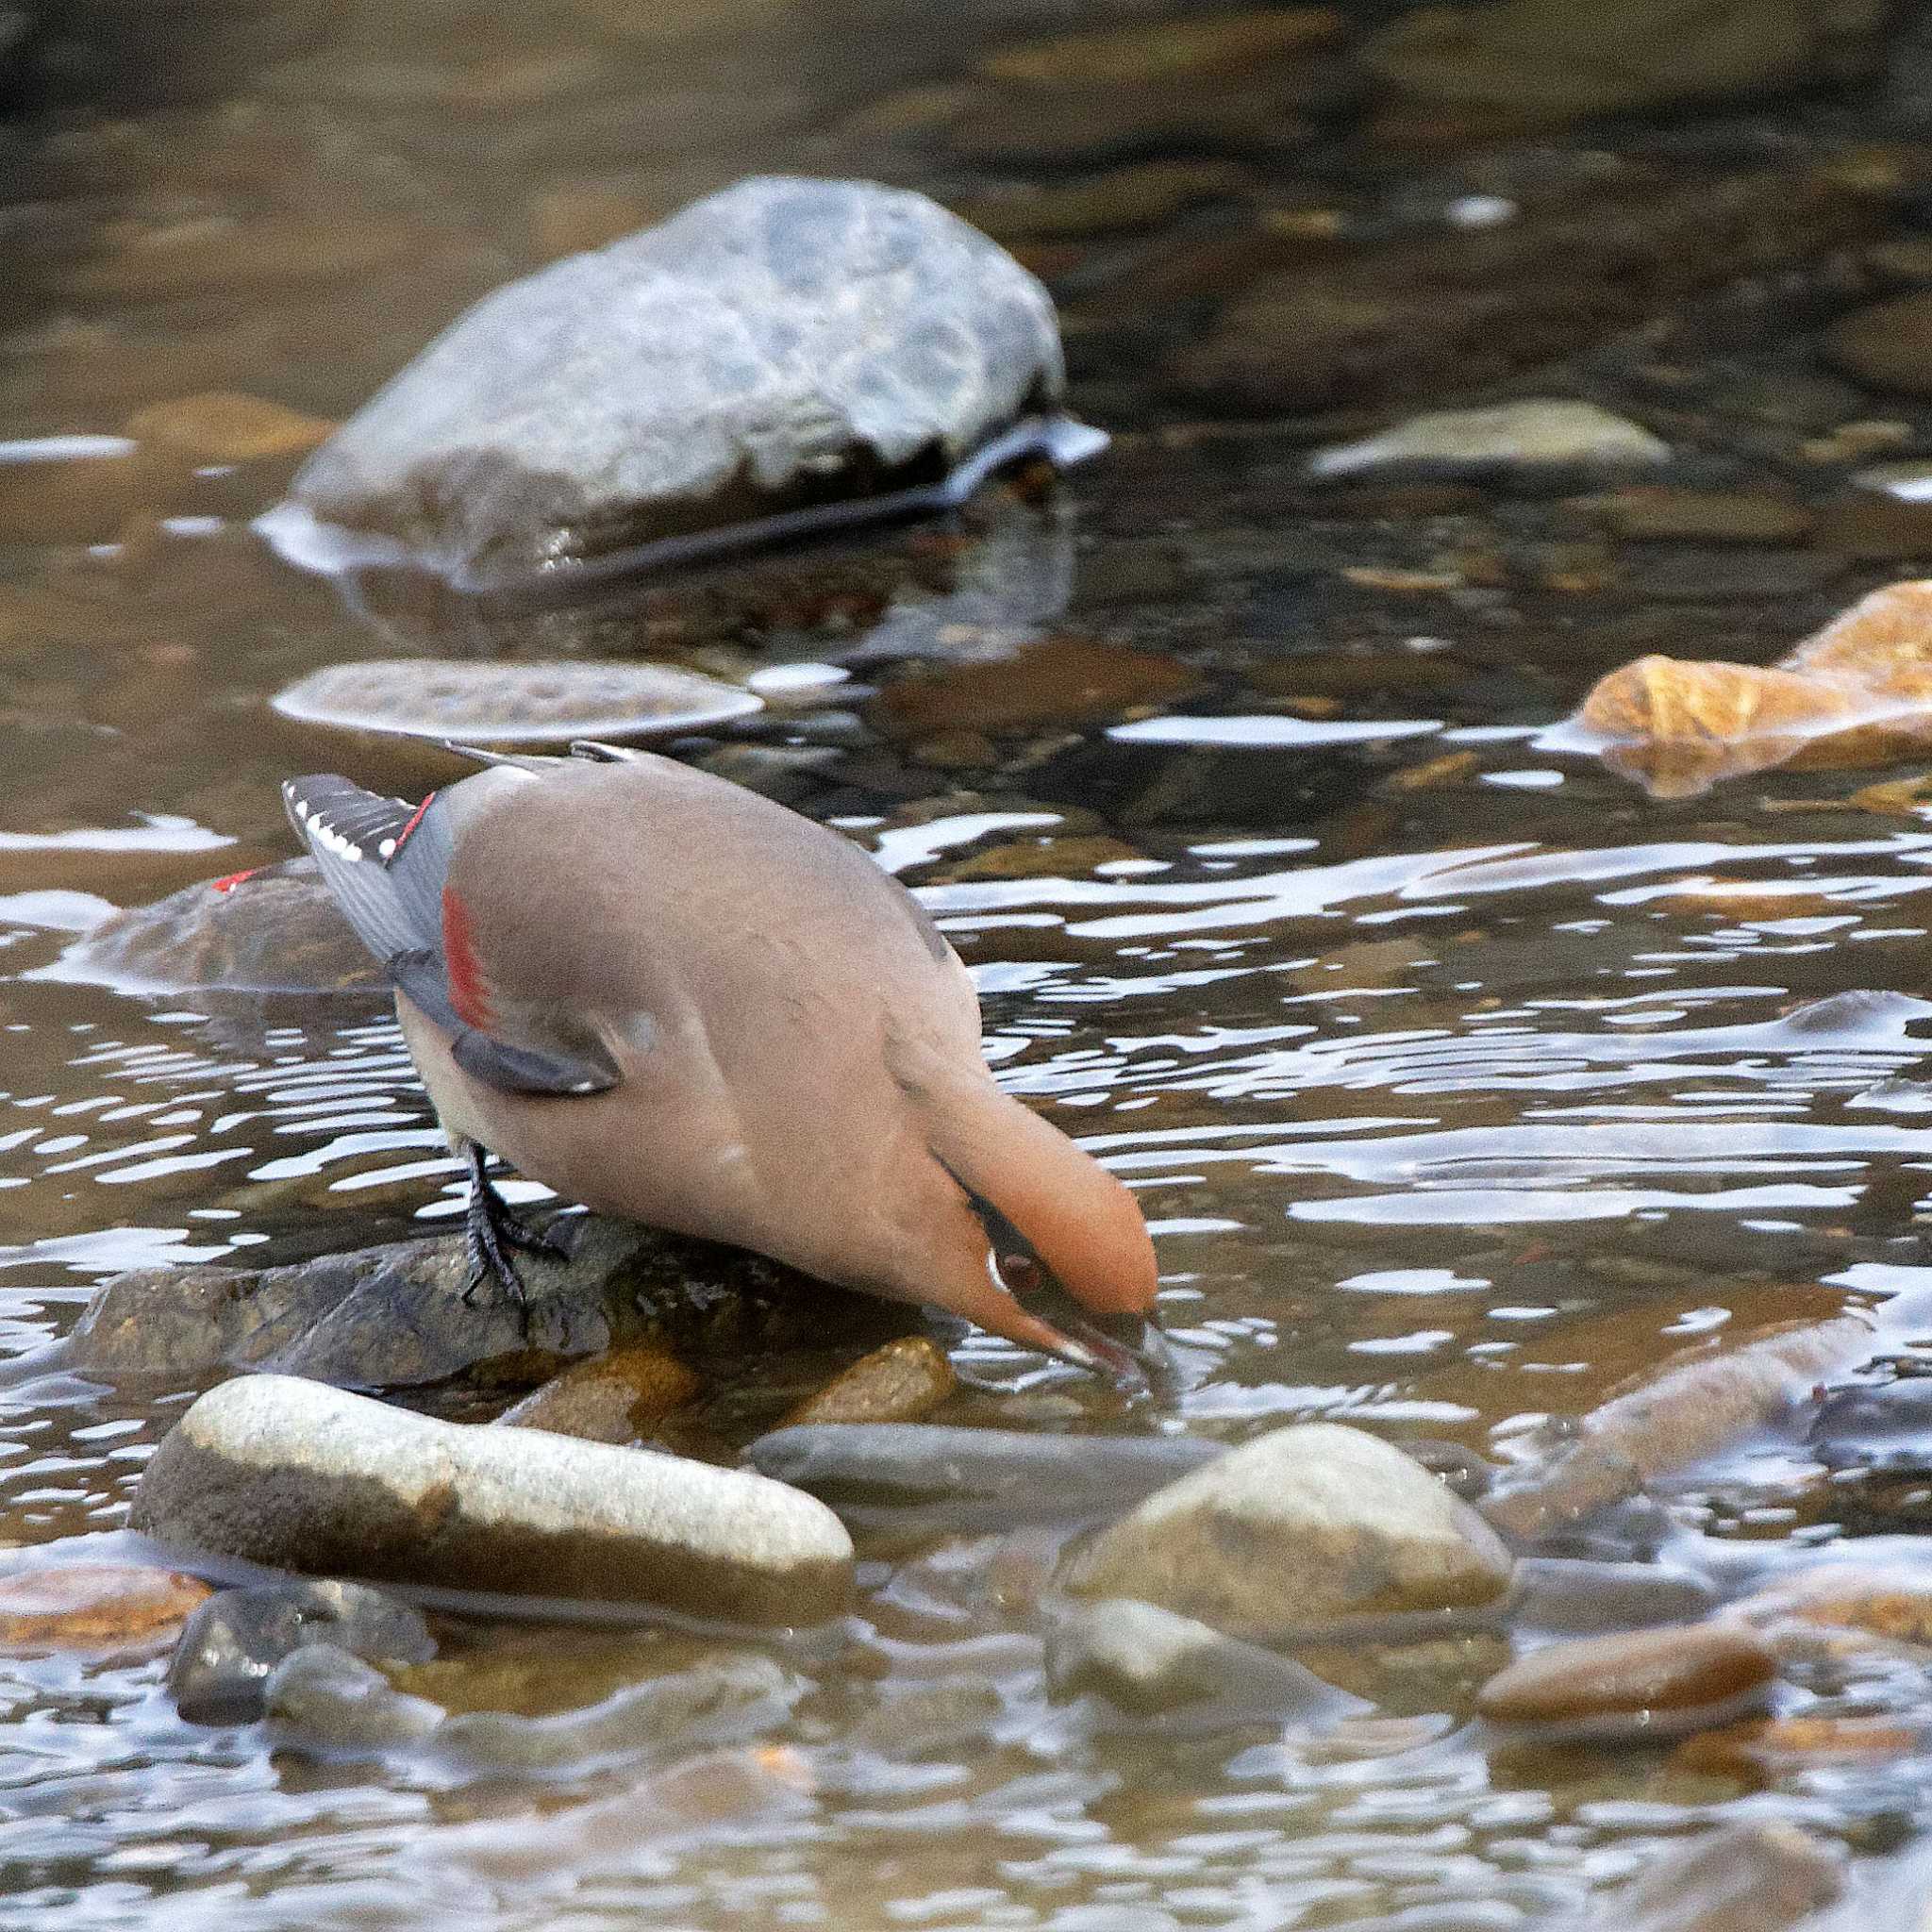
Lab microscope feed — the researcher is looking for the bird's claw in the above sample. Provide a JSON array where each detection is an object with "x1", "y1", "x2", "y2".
[{"x1": 460, "y1": 1144, "x2": 561, "y2": 1339}]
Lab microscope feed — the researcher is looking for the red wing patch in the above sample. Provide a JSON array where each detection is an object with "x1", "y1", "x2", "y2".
[
  {"x1": 209, "y1": 868, "x2": 261, "y2": 894},
  {"x1": 441, "y1": 886, "x2": 496, "y2": 1032},
  {"x1": 391, "y1": 791, "x2": 435, "y2": 859}
]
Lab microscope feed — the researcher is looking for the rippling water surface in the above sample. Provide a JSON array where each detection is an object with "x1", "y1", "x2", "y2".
[{"x1": 11, "y1": 0, "x2": 1932, "y2": 1925}]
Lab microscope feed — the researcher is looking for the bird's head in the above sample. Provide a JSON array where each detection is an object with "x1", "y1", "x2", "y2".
[{"x1": 917, "y1": 1088, "x2": 1168, "y2": 1396}]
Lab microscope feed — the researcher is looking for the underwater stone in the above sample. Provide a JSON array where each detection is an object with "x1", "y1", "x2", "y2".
[
  {"x1": 56, "y1": 858, "x2": 377, "y2": 996},
  {"x1": 169, "y1": 1578, "x2": 435, "y2": 1725},
  {"x1": 263, "y1": 1642, "x2": 445, "y2": 1750},
  {"x1": 745, "y1": 1422, "x2": 1223, "y2": 1531},
  {"x1": 1309, "y1": 400, "x2": 1670, "y2": 482},
  {"x1": 1045, "y1": 1595, "x2": 1369, "y2": 1724}
]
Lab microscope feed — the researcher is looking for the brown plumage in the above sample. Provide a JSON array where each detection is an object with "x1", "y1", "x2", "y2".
[{"x1": 285, "y1": 746, "x2": 1164, "y2": 1387}]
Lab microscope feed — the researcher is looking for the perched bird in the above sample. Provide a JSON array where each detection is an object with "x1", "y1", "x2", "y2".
[{"x1": 283, "y1": 741, "x2": 1165, "y2": 1390}]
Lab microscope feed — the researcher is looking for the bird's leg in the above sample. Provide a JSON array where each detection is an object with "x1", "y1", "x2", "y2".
[{"x1": 459, "y1": 1141, "x2": 568, "y2": 1329}]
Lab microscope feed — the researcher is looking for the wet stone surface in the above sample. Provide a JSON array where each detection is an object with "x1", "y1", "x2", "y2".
[
  {"x1": 132, "y1": 1374, "x2": 857, "y2": 1623},
  {"x1": 1474, "y1": 1622, "x2": 1779, "y2": 1729},
  {"x1": 66, "y1": 1211, "x2": 899, "y2": 1389},
  {"x1": 1061, "y1": 1422, "x2": 1515, "y2": 1635}
]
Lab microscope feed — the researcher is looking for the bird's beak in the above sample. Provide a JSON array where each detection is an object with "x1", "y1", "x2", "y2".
[{"x1": 1042, "y1": 1308, "x2": 1177, "y2": 1401}]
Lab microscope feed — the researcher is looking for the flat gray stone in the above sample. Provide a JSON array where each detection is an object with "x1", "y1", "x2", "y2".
[
  {"x1": 132, "y1": 1374, "x2": 855, "y2": 1624},
  {"x1": 271, "y1": 658, "x2": 762, "y2": 745},
  {"x1": 285, "y1": 175, "x2": 1070, "y2": 586},
  {"x1": 1309, "y1": 399, "x2": 1670, "y2": 484},
  {"x1": 1061, "y1": 1423, "x2": 1514, "y2": 1638}
]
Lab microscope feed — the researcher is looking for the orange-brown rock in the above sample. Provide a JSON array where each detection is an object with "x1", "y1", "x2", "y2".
[
  {"x1": 1578, "y1": 657, "x2": 1859, "y2": 798},
  {"x1": 1787, "y1": 576, "x2": 1932, "y2": 688},
  {"x1": 1476, "y1": 1623, "x2": 1775, "y2": 1724},
  {"x1": 1674, "y1": 1714, "x2": 1924, "y2": 1786},
  {"x1": 495, "y1": 1345, "x2": 702, "y2": 1445},
  {"x1": 0, "y1": 1564, "x2": 212, "y2": 1650},
  {"x1": 1732, "y1": 1562, "x2": 1932, "y2": 1647},
  {"x1": 778, "y1": 1336, "x2": 958, "y2": 1427},
  {"x1": 125, "y1": 391, "x2": 335, "y2": 464},
  {"x1": 1572, "y1": 578, "x2": 1932, "y2": 796}
]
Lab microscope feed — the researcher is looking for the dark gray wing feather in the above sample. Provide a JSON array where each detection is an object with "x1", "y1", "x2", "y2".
[{"x1": 283, "y1": 774, "x2": 622, "y2": 1098}]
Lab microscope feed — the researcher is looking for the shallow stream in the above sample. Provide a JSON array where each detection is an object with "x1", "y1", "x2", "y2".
[{"x1": 11, "y1": 2, "x2": 1932, "y2": 1925}]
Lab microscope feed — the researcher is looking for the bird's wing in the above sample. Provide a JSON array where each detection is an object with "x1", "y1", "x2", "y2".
[{"x1": 283, "y1": 774, "x2": 623, "y2": 1098}]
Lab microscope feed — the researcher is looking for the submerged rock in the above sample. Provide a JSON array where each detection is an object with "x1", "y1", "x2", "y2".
[
  {"x1": 870, "y1": 635, "x2": 1198, "y2": 739},
  {"x1": 1060, "y1": 1423, "x2": 1513, "y2": 1637},
  {"x1": 1044, "y1": 1596, "x2": 1368, "y2": 1726},
  {"x1": 0, "y1": 1563, "x2": 211, "y2": 1651},
  {"x1": 169, "y1": 1578, "x2": 435, "y2": 1725},
  {"x1": 1476, "y1": 1623, "x2": 1776, "y2": 1730},
  {"x1": 979, "y1": 8, "x2": 1340, "y2": 87},
  {"x1": 1363, "y1": 0, "x2": 1886, "y2": 132},
  {"x1": 1824, "y1": 291, "x2": 1932, "y2": 400},
  {"x1": 1308, "y1": 400, "x2": 1670, "y2": 483},
  {"x1": 744, "y1": 1423, "x2": 1223, "y2": 1532},
  {"x1": 54, "y1": 858, "x2": 376, "y2": 996},
  {"x1": 271, "y1": 658, "x2": 762, "y2": 745},
  {"x1": 494, "y1": 1345, "x2": 702, "y2": 1444},
  {"x1": 1675, "y1": 1713, "x2": 1925, "y2": 1787},
  {"x1": 264, "y1": 1642, "x2": 445, "y2": 1750},
  {"x1": 1174, "y1": 168, "x2": 1873, "y2": 415},
  {"x1": 1810, "y1": 1376, "x2": 1932, "y2": 1471},
  {"x1": 131, "y1": 1374, "x2": 855, "y2": 1624},
  {"x1": 125, "y1": 391, "x2": 335, "y2": 465},
  {"x1": 428, "y1": 1652, "x2": 803, "y2": 1774},
  {"x1": 1507, "y1": 1557, "x2": 1720, "y2": 1635},
  {"x1": 1483, "y1": 1312, "x2": 1875, "y2": 1539},
  {"x1": 1557, "y1": 1821, "x2": 1843, "y2": 1932},
  {"x1": 1732, "y1": 1558, "x2": 1932, "y2": 1648},
  {"x1": 281, "y1": 176, "x2": 1079, "y2": 588},
  {"x1": 776, "y1": 1336, "x2": 957, "y2": 1427}
]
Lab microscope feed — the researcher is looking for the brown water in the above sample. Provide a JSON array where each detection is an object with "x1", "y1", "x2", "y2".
[{"x1": 10, "y1": 1, "x2": 1932, "y2": 1925}]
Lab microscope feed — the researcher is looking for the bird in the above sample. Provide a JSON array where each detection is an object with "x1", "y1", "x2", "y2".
[{"x1": 281, "y1": 740, "x2": 1167, "y2": 1391}]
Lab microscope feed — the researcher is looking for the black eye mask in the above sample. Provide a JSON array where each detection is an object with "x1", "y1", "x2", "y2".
[{"x1": 944, "y1": 1165, "x2": 1176, "y2": 1401}]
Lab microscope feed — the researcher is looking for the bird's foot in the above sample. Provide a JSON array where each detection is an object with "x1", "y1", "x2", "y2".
[{"x1": 458, "y1": 1149, "x2": 566, "y2": 1336}]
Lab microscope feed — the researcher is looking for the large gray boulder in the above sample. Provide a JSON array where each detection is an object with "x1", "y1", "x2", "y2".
[
  {"x1": 282, "y1": 176, "x2": 1072, "y2": 586},
  {"x1": 132, "y1": 1374, "x2": 855, "y2": 1624},
  {"x1": 1061, "y1": 1423, "x2": 1513, "y2": 1637}
]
